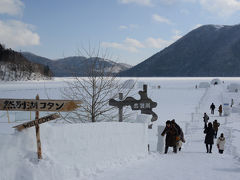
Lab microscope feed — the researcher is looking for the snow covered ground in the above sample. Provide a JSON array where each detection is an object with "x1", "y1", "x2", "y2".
[{"x1": 1, "y1": 77, "x2": 240, "y2": 180}]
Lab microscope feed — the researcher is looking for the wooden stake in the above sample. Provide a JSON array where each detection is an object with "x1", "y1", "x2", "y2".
[
  {"x1": 35, "y1": 94, "x2": 42, "y2": 160},
  {"x1": 7, "y1": 110, "x2": 10, "y2": 123},
  {"x1": 119, "y1": 93, "x2": 123, "y2": 122}
]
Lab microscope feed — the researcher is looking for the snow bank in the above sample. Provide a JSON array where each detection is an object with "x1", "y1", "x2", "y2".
[
  {"x1": 40, "y1": 122, "x2": 148, "y2": 168},
  {"x1": 0, "y1": 122, "x2": 148, "y2": 180}
]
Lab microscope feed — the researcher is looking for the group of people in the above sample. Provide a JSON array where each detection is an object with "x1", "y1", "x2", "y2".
[
  {"x1": 203, "y1": 104, "x2": 226, "y2": 154},
  {"x1": 160, "y1": 102, "x2": 227, "y2": 155},
  {"x1": 161, "y1": 119, "x2": 185, "y2": 154},
  {"x1": 210, "y1": 103, "x2": 223, "y2": 116}
]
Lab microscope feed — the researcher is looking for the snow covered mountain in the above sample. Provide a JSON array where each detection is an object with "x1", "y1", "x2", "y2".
[
  {"x1": 22, "y1": 52, "x2": 132, "y2": 77},
  {"x1": 119, "y1": 24, "x2": 240, "y2": 77}
]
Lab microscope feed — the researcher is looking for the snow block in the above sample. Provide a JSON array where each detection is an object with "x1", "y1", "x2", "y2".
[
  {"x1": 40, "y1": 122, "x2": 148, "y2": 168},
  {"x1": 198, "y1": 82, "x2": 210, "y2": 88},
  {"x1": 227, "y1": 83, "x2": 240, "y2": 92},
  {"x1": 157, "y1": 126, "x2": 165, "y2": 153}
]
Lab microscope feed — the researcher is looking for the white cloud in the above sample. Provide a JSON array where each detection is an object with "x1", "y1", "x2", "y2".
[
  {"x1": 119, "y1": 25, "x2": 128, "y2": 29},
  {"x1": 102, "y1": 41, "x2": 139, "y2": 53},
  {"x1": 145, "y1": 37, "x2": 171, "y2": 49},
  {"x1": 199, "y1": 0, "x2": 240, "y2": 17},
  {"x1": 129, "y1": 24, "x2": 139, "y2": 29},
  {"x1": 0, "y1": 20, "x2": 40, "y2": 48},
  {"x1": 125, "y1": 38, "x2": 145, "y2": 48},
  {"x1": 119, "y1": 24, "x2": 139, "y2": 30},
  {"x1": 146, "y1": 31, "x2": 182, "y2": 49},
  {"x1": 102, "y1": 31, "x2": 182, "y2": 53},
  {"x1": 119, "y1": 0, "x2": 153, "y2": 6},
  {"x1": 0, "y1": 0, "x2": 24, "y2": 16},
  {"x1": 102, "y1": 37, "x2": 144, "y2": 53},
  {"x1": 152, "y1": 14, "x2": 173, "y2": 25}
]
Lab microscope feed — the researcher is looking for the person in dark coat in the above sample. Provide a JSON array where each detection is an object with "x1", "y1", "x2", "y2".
[
  {"x1": 204, "y1": 122, "x2": 215, "y2": 153},
  {"x1": 210, "y1": 103, "x2": 216, "y2": 114},
  {"x1": 171, "y1": 119, "x2": 185, "y2": 145},
  {"x1": 213, "y1": 120, "x2": 220, "y2": 138},
  {"x1": 203, "y1": 113, "x2": 209, "y2": 128},
  {"x1": 218, "y1": 105, "x2": 223, "y2": 116},
  {"x1": 161, "y1": 120, "x2": 178, "y2": 154}
]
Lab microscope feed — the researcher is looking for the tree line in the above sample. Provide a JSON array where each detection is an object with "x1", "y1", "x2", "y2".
[{"x1": 0, "y1": 44, "x2": 52, "y2": 81}]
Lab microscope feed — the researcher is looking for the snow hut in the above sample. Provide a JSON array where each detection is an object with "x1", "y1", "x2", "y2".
[
  {"x1": 198, "y1": 82, "x2": 210, "y2": 88},
  {"x1": 227, "y1": 83, "x2": 240, "y2": 92},
  {"x1": 210, "y1": 78, "x2": 221, "y2": 85}
]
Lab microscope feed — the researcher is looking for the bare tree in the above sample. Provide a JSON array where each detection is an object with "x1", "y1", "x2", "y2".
[{"x1": 62, "y1": 46, "x2": 135, "y2": 123}]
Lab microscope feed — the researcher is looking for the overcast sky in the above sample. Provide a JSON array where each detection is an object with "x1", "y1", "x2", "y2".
[{"x1": 0, "y1": 0, "x2": 240, "y2": 65}]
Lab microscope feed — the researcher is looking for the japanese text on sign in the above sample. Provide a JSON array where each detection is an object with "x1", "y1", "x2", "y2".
[{"x1": 0, "y1": 99, "x2": 81, "y2": 112}]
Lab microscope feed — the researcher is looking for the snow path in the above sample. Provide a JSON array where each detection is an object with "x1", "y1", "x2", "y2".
[{"x1": 91, "y1": 84, "x2": 240, "y2": 180}]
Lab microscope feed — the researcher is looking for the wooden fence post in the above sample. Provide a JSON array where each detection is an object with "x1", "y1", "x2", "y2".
[
  {"x1": 7, "y1": 110, "x2": 10, "y2": 123},
  {"x1": 119, "y1": 93, "x2": 123, "y2": 122},
  {"x1": 35, "y1": 94, "x2": 42, "y2": 160}
]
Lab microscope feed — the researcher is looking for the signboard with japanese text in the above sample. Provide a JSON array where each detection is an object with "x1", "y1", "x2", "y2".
[
  {"x1": 109, "y1": 84, "x2": 158, "y2": 128},
  {"x1": 0, "y1": 99, "x2": 81, "y2": 112},
  {"x1": 13, "y1": 113, "x2": 60, "y2": 131}
]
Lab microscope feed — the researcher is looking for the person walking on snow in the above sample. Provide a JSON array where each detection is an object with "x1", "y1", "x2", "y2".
[
  {"x1": 161, "y1": 120, "x2": 178, "y2": 154},
  {"x1": 171, "y1": 119, "x2": 185, "y2": 151},
  {"x1": 213, "y1": 120, "x2": 220, "y2": 138},
  {"x1": 218, "y1": 105, "x2": 223, "y2": 116},
  {"x1": 203, "y1": 113, "x2": 209, "y2": 128},
  {"x1": 210, "y1": 103, "x2": 216, "y2": 114},
  {"x1": 217, "y1": 133, "x2": 225, "y2": 154},
  {"x1": 204, "y1": 122, "x2": 215, "y2": 153}
]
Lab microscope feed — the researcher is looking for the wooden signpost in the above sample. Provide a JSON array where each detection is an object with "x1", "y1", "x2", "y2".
[
  {"x1": 109, "y1": 84, "x2": 158, "y2": 129},
  {"x1": 2, "y1": 95, "x2": 82, "y2": 160},
  {"x1": 0, "y1": 99, "x2": 81, "y2": 111},
  {"x1": 13, "y1": 113, "x2": 60, "y2": 131}
]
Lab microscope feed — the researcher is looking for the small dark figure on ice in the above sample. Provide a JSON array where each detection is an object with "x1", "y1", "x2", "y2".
[
  {"x1": 218, "y1": 105, "x2": 222, "y2": 116},
  {"x1": 210, "y1": 103, "x2": 216, "y2": 115},
  {"x1": 161, "y1": 120, "x2": 178, "y2": 154},
  {"x1": 204, "y1": 122, "x2": 215, "y2": 153},
  {"x1": 217, "y1": 133, "x2": 225, "y2": 154},
  {"x1": 213, "y1": 119, "x2": 220, "y2": 138},
  {"x1": 231, "y1": 98, "x2": 234, "y2": 107},
  {"x1": 203, "y1": 112, "x2": 209, "y2": 128}
]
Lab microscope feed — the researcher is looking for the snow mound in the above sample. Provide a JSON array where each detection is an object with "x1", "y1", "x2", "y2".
[{"x1": 0, "y1": 122, "x2": 148, "y2": 180}]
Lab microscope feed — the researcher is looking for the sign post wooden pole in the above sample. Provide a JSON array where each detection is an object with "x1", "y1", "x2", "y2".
[
  {"x1": 35, "y1": 95, "x2": 42, "y2": 160},
  {"x1": 119, "y1": 93, "x2": 123, "y2": 122},
  {"x1": 109, "y1": 84, "x2": 158, "y2": 129},
  {"x1": 6, "y1": 96, "x2": 81, "y2": 160}
]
